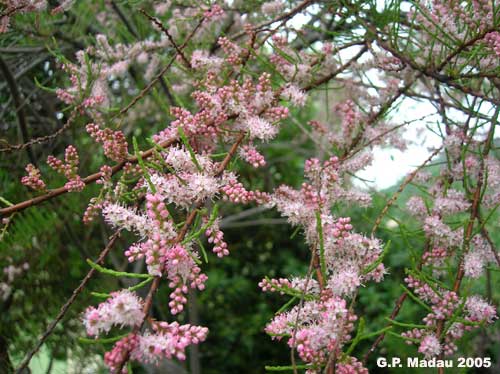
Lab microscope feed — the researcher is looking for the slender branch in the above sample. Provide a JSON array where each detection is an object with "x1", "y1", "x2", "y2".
[
  {"x1": 115, "y1": 17, "x2": 204, "y2": 118},
  {"x1": 476, "y1": 214, "x2": 500, "y2": 267},
  {"x1": 110, "y1": 0, "x2": 139, "y2": 38},
  {"x1": 371, "y1": 146, "x2": 443, "y2": 236},
  {"x1": 231, "y1": 0, "x2": 316, "y2": 39},
  {"x1": 0, "y1": 137, "x2": 177, "y2": 217},
  {"x1": 0, "y1": 108, "x2": 78, "y2": 153},
  {"x1": 303, "y1": 45, "x2": 368, "y2": 91},
  {"x1": 0, "y1": 55, "x2": 37, "y2": 165},
  {"x1": 140, "y1": 9, "x2": 192, "y2": 69},
  {"x1": 15, "y1": 231, "x2": 122, "y2": 373}
]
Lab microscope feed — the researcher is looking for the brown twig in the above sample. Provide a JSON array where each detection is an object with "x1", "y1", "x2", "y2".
[
  {"x1": 303, "y1": 45, "x2": 368, "y2": 91},
  {"x1": 476, "y1": 214, "x2": 500, "y2": 267},
  {"x1": 0, "y1": 108, "x2": 78, "y2": 153},
  {"x1": 115, "y1": 17, "x2": 203, "y2": 118},
  {"x1": 0, "y1": 137, "x2": 178, "y2": 217},
  {"x1": 0, "y1": 55, "x2": 37, "y2": 165},
  {"x1": 15, "y1": 230, "x2": 121, "y2": 373},
  {"x1": 140, "y1": 9, "x2": 192, "y2": 69},
  {"x1": 231, "y1": 0, "x2": 316, "y2": 40},
  {"x1": 371, "y1": 146, "x2": 443, "y2": 236}
]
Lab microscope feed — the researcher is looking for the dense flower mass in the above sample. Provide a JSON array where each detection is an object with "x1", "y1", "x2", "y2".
[
  {"x1": 83, "y1": 290, "x2": 144, "y2": 337},
  {"x1": 3, "y1": 1, "x2": 500, "y2": 373}
]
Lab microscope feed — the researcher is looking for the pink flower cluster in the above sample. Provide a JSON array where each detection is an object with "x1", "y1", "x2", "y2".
[
  {"x1": 418, "y1": 334, "x2": 441, "y2": 359},
  {"x1": 47, "y1": 145, "x2": 84, "y2": 192},
  {"x1": 464, "y1": 236, "x2": 498, "y2": 279},
  {"x1": 465, "y1": 295, "x2": 497, "y2": 323},
  {"x1": 402, "y1": 276, "x2": 497, "y2": 357},
  {"x1": 266, "y1": 291, "x2": 361, "y2": 372},
  {"x1": 83, "y1": 290, "x2": 144, "y2": 337},
  {"x1": 258, "y1": 277, "x2": 292, "y2": 294},
  {"x1": 153, "y1": 72, "x2": 288, "y2": 154},
  {"x1": 103, "y1": 192, "x2": 216, "y2": 316},
  {"x1": 239, "y1": 145, "x2": 266, "y2": 168},
  {"x1": 423, "y1": 215, "x2": 462, "y2": 248},
  {"x1": 263, "y1": 154, "x2": 385, "y2": 369},
  {"x1": 221, "y1": 177, "x2": 269, "y2": 205},
  {"x1": 269, "y1": 157, "x2": 384, "y2": 293},
  {"x1": 86, "y1": 123, "x2": 128, "y2": 161},
  {"x1": 281, "y1": 84, "x2": 307, "y2": 107},
  {"x1": 104, "y1": 321, "x2": 208, "y2": 373},
  {"x1": 21, "y1": 164, "x2": 46, "y2": 191},
  {"x1": 205, "y1": 220, "x2": 229, "y2": 257}
]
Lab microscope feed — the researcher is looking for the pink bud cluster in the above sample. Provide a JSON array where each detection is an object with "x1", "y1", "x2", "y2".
[
  {"x1": 203, "y1": 4, "x2": 224, "y2": 20},
  {"x1": 484, "y1": 31, "x2": 500, "y2": 57},
  {"x1": 331, "y1": 217, "x2": 353, "y2": 238},
  {"x1": 97, "y1": 165, "x2": 113, "y2": 186},
  {"x1": 21, "y1": 164, "x2": 46, "y2": 191},
  {"x1": 87, "y1": 123, "x2": 128, "y2": 161},
  {"x1": 422, "y1": 247, "x2": 447, "y2": 266},
  {"x1": 239, "y1": 145, "x2": 266, "y2": 168},
  {"x1": 336, "y1": 357, "x2": 369, "y2": 374},
  {"x1": 205, "y1": 222, "x2": 229, "y2": 258},
  {"x1": 83, "y1": 197, "x2": 104, "y2": 224},
  {"x1": 221, "y1": 178, "x2": 269, "y2": 204},
  {"x1": 47, "y1": 145, "x2": 84, "y2": 192},
  {"x1": 218, "y1": 37, "x2": 242, "y2": 65},
  {"x1": 104, "y1": 333, "x2": 139, "y2": 374},
  {"x1": 258, "y1": 278, "x2": 292, "y2": 294},
  {"x1": 165, "y1": 244, "x2": 208, "y2": 314},
  {"x1": 127, "y1": 321, "x2": 208, "y2": 366},
  {"x1": 335, "y1": 100, "x2": 362, "y2": 139}
]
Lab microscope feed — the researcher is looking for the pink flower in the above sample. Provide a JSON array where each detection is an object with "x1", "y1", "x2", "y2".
[
  {"x1": 243, "y1": 116, "x2": 278, "y2": 142},
  {"x1": 418, "y1": 334, "x2": 441, "y2": 358},
  {"x1": 465, "y1": 296, "x2": 497, "y2": 323},
  {"x1": 130, "y1": 321, "x2": 208, "y2": 364},
  {"x1": 83, "y1": 290, "x2": 144, "y2": 337},
  {"x1": 281, "y1": 84, "x2": 307, "y2": 107},
  {"x1": 327, "y1": 267, "x2": 361, "y2": 296}
]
